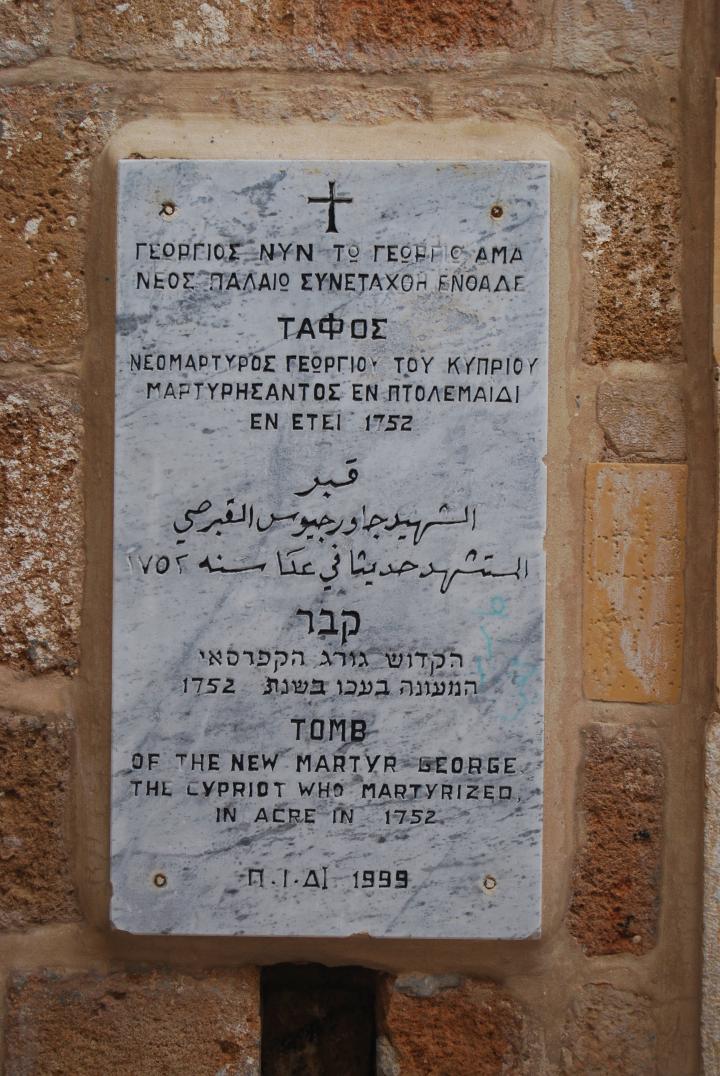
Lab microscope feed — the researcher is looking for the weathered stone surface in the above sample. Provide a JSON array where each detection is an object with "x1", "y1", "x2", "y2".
[
  {"x1": 72, "y1": 0, "x2": 533, "y2": 65},
  {"x1": 377, "y1": 975, "x2": 541, "y2": 1074},
  {"x1": 597, "y1": 379, "x2": 686, "y2": 461},
  {"x1": 560, "y1": 984, "x2": 657, "y2": 1074},
  {"x1": 262, "y1": 965, "x2": 375, "y2": 1076},
  {"x1": 0, "y1": 0, "x2": 53, "y2": 66},
  {"x1": 0, "y1": 85, "x2": 114, "y2": 365},
  {"x1": 567, "y1": 726, "x2": 663, "y2": 956},
  {"x1": 316, "y1": 0, "x2": 532, "y2": 52},
  {"x1": 5, "y1": 968, "x2": 261, "y2": 1075},
  {"x1": 583, "y1": 463, "x2": 686, "y2": 702},
  {"x1": 230, "y1": 85, "x2": 430, "y2": 123},
  {"x1": 72, "y1": 0, "x2": 299, "y2": 64},
  {"x1": 0, "y1": 710, "x2": 78, "y2": 930},
  {"x1": 0, "y1": 379, "x2": 83, "y2": 673},
  {"x1": 553, "y1": 0, "x2": 680, "y2": 74},
  {"x1": 582, "y1": 107, "x2": 682, "y2": 364},
  {"x1": 393, "y1": 973, "x2": 463, "y2": 998}
]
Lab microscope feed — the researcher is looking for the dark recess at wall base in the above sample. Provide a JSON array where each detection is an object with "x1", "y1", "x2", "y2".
[{"x1": 261, "y1": 964, "x2": 377, "y2": 1075}]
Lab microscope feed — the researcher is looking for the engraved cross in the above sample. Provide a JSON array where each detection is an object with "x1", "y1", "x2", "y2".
[{"x1": 306, "y1": 180, "x2": 353, "y2": 234}]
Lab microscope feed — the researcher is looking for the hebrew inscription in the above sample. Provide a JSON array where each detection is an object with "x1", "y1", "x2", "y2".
[{"x1": 112, "y1": 159, "x2": 549, "y2": 937}]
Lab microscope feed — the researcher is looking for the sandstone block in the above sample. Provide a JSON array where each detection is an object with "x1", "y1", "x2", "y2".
[
  {"x1": 0, "y1": 710, "x2": 78, "y2": 930},
  {"x1": 0, "y1": 379, "x2": 83, "y2": 673},
  {"x1": 377, "y1": 975, "x2": 541, "y2": 1074},
  {"x1": 567, "y1": 726, "x2": 663, "y2": 956},
  {"x1": 582, "y1": 108, "x2": 681, "y2": 364},
  {"x1": 0, "y1": 0, "x2": 53, "y2": 66},
  {"x1": 560, "y1": 984, "x2": 656, "y2": 1074},
  {"x1": 316, "y1": 0, "x2": 533, "y2": 52},
  {"x1": 72, "y1": 0, "x2": 534, "y2": 66},
  {"x1": 72, "y1": 0, "x2": 314, "y2": 65},
  {"x1": 0, "y1": 85, "x2": 114, "y2": 365},
  {"x1": 5, "y1": 968, "x2": 261, "y2": 1075},
  {"x1": 230, "y1": 85, "x2": 430, "y2": 124},
  {"x1": 553, "y1": 0, "x2": 680, "y2": 74},
  {"x1": 597, "y1": 379, "x2": 686, "y2": 461},
  {"x1": 583, "y1": 463, "x2": 686, "y2": 702}
]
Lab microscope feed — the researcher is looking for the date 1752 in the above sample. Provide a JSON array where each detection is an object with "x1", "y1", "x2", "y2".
[{"x1": 364, "y1": 414, "x2": 413, "y2": 432}]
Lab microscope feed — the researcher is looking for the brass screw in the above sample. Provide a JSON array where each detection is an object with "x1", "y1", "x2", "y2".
[
  {"x1": 490, "y1": 204, "x2": 504, "y2": 220},
  {"x1": 160, "y1": 201, "x2": 176, "y2": 218},
  {"x1": 483, "y1": 875, "x2": 497, "y2": 892},
  {"x1": 153, "y1": 872, "x2": 168, "y2": 888}
]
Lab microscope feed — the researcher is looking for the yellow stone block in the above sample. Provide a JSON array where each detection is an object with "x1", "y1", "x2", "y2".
[{"x1": 583, "y1": 463, "x2": 687, "y2": 703}]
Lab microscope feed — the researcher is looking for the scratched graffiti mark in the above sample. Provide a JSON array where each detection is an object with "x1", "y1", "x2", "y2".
[
  {"x1": 474, "y1": 596, "x2": 508, "y2": 683},
  {"x1": 474, "y1": 597, "x2": 541, "y2": 719}
]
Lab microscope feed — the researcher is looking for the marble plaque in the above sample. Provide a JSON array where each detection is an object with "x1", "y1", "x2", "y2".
[{"x1": 112, "y1": 159, "x2": 549, "y2": 937}]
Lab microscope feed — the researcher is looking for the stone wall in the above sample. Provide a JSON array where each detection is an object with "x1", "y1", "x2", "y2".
[{"x1": 0, "y1": 1, "x2": 716, "y2": 1073}]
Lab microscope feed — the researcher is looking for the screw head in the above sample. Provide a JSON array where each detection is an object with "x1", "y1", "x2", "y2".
[
  {"x1": 153, "y1": 872, "x2": 168, "y2": 888},
  {"x1": 160, "y1": 201, "x2": 176, "y2": 218},
  {"x1": 490, "y1": 204, "x2": 504, "y2": 220},
  {"x1": 482, "y1": 874, "x2": 497, "y2": 892}
]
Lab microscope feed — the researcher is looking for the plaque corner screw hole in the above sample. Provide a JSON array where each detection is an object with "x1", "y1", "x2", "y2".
[
  {"x1": 490, "y1": 204, "x2": 504, "y2": 220},
  {"x1": 153, "y1": 872, "x2": 168, "y2": 889},
  {"x1": 482, "y1": 874, "x2": 497, "y2": 892},
  {"x1": 160, "y1": 201, "x2": 176, "y2": 218}
]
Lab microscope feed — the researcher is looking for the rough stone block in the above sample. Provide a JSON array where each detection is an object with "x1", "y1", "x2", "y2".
[
  {"x1": 0, "y1": 0, "x2": 53, "y2": 66},
  {"x1": 553, "y1": 0, "x2": 680, "y2": 74},
  {"x1": 560, "y1": 984, "x2": 657, "y2": 1074},
  {"x1": 583, "y1": 463, "x2": 686, "y2": 702},
  {"x1": 5, "y1": 968, "x2": 261, "y2": 1075},
  {"x1": 72, "y1": 0, "x2": 314, "y2": 65},
  {"x1": 567, "y1": 726, "x2": 663, "y2": 956},
  {"x1": 72, "y1": 0, "x2": 534, "y2": 65},
  {"x1": 582, "y1": 107, "x2": 682, "y2": 364},
  {"x1": 0, "y1": 379, "x2": 83, "y2": 673},
  {"x1": 315, "y1": 0, "x2": 533, "y2": 52},
  {"x1": 377, "y1": 975, "x2": 542, "y2": 1074},
  {"x1": 597, "y1": 379, "x2": 686, "y2": 461},
  {"x1": 0, "y1": 85, "x2": 114, "y2": 364},
  {"x1": 0, "y1": 710, "x2": 78, "y2": 930},
  {"x1": 230, "y1": 85, "x2": 430, "y2": 123}
]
